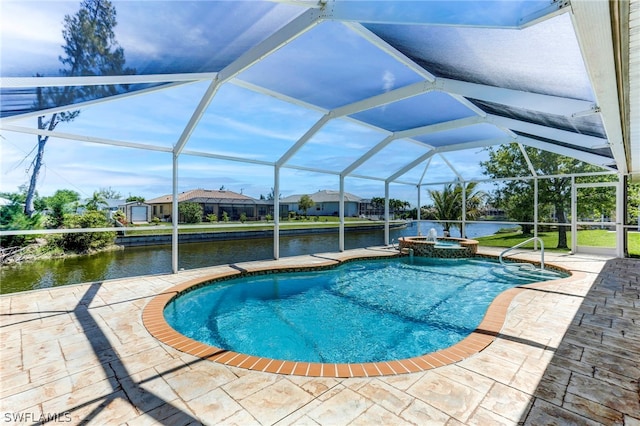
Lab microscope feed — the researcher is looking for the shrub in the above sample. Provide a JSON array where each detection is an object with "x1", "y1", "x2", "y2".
[
  {"x1": 112, "y1": 210, "x2": 127, "y2": 225},
  {"x1": 0, "y1": 204, "x2": 42, "y2": 247},
  {"x1": 265, "y1": 214, "x2": 273, "y2": 222},
  {"x1": 59, "y1": 211, "x2": 115, "y2": 253},
  {"x1": 240, "y1": 213, "x2": 247, "y2": 223},
  {"x1": 45, "y1": 189, "x2": 80, "y2": 228},
  {"x1": 222, "y1": 211, "x2": 229, "y2": 223},
  {"x1": 179, "y1": 202, "x2": 203, "y2": 224},
  {"x1": 206, "y1": 213, "x2": 217, "y2": 223},
  {"x1": 151, "y1": 216, "x2": 161, "y2": 225}
]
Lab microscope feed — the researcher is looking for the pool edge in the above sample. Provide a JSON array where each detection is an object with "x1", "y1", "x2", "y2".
[{"x1": 142, "y1": 253, "x2": 576, "y2": 378}]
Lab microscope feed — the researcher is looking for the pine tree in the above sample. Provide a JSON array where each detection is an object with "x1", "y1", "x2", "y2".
[{"x1": 25, "y1": 0, "x2": 134, "y2": 216}]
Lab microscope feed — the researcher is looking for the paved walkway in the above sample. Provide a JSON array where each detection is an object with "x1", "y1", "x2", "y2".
[{"x1": 0, "y1": 248, "x2": 638, "y2": 425}]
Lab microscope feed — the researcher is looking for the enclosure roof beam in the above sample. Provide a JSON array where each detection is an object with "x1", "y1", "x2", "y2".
[
  {"x1": 516, "y1": 135, "x2": 617, "y2": 171},
  {"x1": 173, "y1": 80, "x2": 222, "y2": 156},
  {"x1": 276, "y1": 114, "x2": 332, "y2": 167},
  {"x1": 276, "y1": 78, "x2": 444, "y2": 168},
  {"x1": 518, "y1": 143, "x2": 538, "y2": 177},
  {"x1": 284, "y1": 164, "x2": 341, "y2": 175},
  {"x1": 487, "y1": 114, "x2": 610, "y2": 149},
  {"x1": 436, "y1": 78, "x2": 595, "y2": 117},
  {"x1": 0, "y1": 73, "x2": 218, "y2": 88},
  {"x1": 231, "y1": 79, "x2": 328, "y2": 114},
  {"x1": 396, "y1": 116, "x2": 485, "y2": 140},
  {"x1": 173, "y1": 8, "x2": 323, "y2": 156},
  {"x1": 436, "y1": 137, "x2": 511, "y2": 153},
  {"x1": 180, "y1": 149, "x2": 274, "y2": 166},
  {"x1": 217, "y1": 9, "x2": 322, "y2": 83},
  {"x1": 341, "y1": 134, "x2": 396, "y2": 176},
  {"x1": 385, "y1": 137, "x2": 509, "y2": 183},
  {"x1": 331, "y1": 80, "x2": 436, "y2": 117},
  {"x1": 1, "y1": 124, "x2": 173, "y2": 153},
  {"x1": 342, "y1": 22, "x2": 436, "y2": 81},
  {"x1": 0, "y1": 81, "x2": 193, "y2": 124},
  {"x1": 417, "y1": 156, "x2": 434, "y2": 186},
  {"x1": 345, "y1": 173, "x2": 387, "y2": 183},
  {"x1": 386, "y1": 150, "x2": 436, "y2": 183},
  {"x1": 342, "y1": 117, "x2": 496, "y2": 179},
  {"x1": 323, "y1": 0, "x2": 567, "y2": 29},
  {"x1": 438, "y1": 152, "x2": 463, "y2": 181}
]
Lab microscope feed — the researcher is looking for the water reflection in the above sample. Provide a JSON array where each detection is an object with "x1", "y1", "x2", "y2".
[{"x1": 1, "y1": 221, "x2": 505, "y2": 294}]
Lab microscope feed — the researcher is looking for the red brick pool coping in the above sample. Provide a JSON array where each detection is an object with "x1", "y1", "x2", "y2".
[{"x1": 142, "y1": 254, "x2": 580, "y2": 377}]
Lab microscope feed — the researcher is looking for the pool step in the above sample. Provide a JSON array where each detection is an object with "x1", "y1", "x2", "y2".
[{"x1": 492, "y1": 265, "x2": 565, "y2": 282}]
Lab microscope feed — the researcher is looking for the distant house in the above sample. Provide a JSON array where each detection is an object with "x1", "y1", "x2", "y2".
[
  {"x1": 358, "y1": 198, "x2": 384, "y2": 218},
  {"x1": 103, "y1": 199, "x2": 124, "y2": 215},
  {"x1": 480, "y1": 204, "x2": 506, "y2": 219},
  {"x1": 146, "y1": 189, "x2": 269, "y2": 222},
  {"x1": 280, "y1": 190, "x2": 362, "y2": 217},
  {"x1": 77, "y1": 198, "x2": 123, "y2": 216}
]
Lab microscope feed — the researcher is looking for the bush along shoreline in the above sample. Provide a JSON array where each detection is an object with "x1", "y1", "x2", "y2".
[{"x1": 1, "y1": 221, "x2": 406, "y2": 264}]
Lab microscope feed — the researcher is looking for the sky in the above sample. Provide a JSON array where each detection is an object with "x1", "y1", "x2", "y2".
[{"x1": 0, "y1": 1, "x2": 512, "y2": 206}]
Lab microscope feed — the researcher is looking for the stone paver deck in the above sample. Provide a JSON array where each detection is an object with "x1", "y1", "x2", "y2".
[{"x1": 1, "y1": 247, "x2": 638, "y2": 425}]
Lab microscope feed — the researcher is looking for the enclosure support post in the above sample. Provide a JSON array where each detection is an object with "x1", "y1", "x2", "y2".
[
  {"x1": 571, "y1": 176, "x2": 577, "y2": 253},
  {"x1": 416, "y1": 184, "x2": 421, "y2": 234},
  {"x1": 534, "y1": 178, "x2": 539, "y2": 250},
  {"x1": 617, "y1": 174, "x2": 624, "y2": 258},
  {"x1": 339, "y1": 176, "x2": 345, "y2": 252},
  {"x1": 384, "y1": 182, "x2": 390, "y2": 245},
  {"x1": 461, "y1": 180, "x2": 467, "y2": 238},
  {"x1": 274, "y1": 165, "x2": 280, "y2": 260},
  {"x1": 171, "y1": 153, "x2": 179, "y2": 274}
]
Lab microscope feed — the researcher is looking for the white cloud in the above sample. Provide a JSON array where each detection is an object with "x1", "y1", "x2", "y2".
[
  {"x1": 1, "y1": 3, "x2": 70, "y2": 44},
  {"x1": 382, "y1": 70, "x2": 396, "y2": 92},
  {"x1": 0, "y1": 2, "x2": 78, "y2": 75}
]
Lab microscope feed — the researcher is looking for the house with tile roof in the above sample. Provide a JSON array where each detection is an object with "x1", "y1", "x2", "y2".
[
  {"x1": 280, "y1": 190, "x2": 362, "y2": 217},
  {"x1": 146, "y1": 189, "x2": 271, "y2": 222}
]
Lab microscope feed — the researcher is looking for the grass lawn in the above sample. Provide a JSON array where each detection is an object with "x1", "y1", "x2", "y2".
[{"x1": 476, "y1": 229, "x2": 640, "y2": 257}]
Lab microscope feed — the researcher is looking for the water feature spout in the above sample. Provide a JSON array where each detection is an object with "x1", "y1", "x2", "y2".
[{"x1": 427, "y1": 228, "x2": 438, "y2": 243}]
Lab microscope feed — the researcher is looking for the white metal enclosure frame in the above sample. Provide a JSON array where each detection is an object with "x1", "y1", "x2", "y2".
[{"x1": 0, "y1": 0, "x2": 637, "y2": 272}]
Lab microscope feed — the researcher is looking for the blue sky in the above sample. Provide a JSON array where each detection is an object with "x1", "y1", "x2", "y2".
[{"x1": 1, "y1": 0, "x2": 496, "y2": 206}]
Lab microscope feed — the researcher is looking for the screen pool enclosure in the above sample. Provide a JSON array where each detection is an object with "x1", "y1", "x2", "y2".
[{"x1": 1, "y1": 1, "x2": 638, "y2": 269}]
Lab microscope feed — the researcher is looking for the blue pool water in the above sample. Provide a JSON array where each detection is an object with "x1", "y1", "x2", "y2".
[
  {"x1": 434, "y1": 240, "x2": 461, "y2": 247},
  {"x1": 164, "y1": 257, "x2": 566, "y2": 363}
]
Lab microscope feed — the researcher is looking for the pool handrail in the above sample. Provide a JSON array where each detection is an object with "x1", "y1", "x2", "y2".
[{"x1": 499, "y1": 237, "x2": 544, "y2": 270}]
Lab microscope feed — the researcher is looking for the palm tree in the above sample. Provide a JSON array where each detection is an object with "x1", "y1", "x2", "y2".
[
  {"x1": 458, "y1": 182, "x2": 486, "y2": 222},
  {"x1": 428, "y1": 184, "x2": 459, "y2": 233},
  {"x1": 427, "y1": 182, "x2": 486, "y2": 235},
  {"x1": 84, "y1": 191, "x2": 108, "y2": 211}
]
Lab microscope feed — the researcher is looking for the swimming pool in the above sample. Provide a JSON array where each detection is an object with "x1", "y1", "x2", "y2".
[{"x1": 164, "y1": 257, "x2": 567, "y2": 364}]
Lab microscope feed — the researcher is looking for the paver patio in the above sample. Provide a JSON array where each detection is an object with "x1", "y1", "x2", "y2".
[{"x1": 1, "y1": 247, "x2": 638, "y2": 425}]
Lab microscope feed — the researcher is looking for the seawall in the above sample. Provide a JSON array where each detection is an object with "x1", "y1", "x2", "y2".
[{"x1": 115, "y1": 224, "x2": 404, "y2": 247}]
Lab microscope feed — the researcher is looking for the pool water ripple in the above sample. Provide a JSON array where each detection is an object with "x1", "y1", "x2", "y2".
[{"x1": 164, "y1": 257, "x2": 566, "y2": 364}]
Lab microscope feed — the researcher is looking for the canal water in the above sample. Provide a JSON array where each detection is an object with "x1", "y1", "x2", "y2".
[{"x1": 0, "y1": 221, "x2": 508, "y2": 294}]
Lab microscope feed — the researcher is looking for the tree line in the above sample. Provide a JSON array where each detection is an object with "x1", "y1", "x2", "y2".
[
  {"x1": 423, "y1": 145, "x2": 639, "y2": 249},
  {"x1": 0, "y1": 186, "x2": 144, "y2": 255}
]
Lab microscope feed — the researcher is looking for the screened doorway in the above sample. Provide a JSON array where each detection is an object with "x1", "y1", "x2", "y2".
[{"x1": 572, "y1": 182, "x2": 619, "y2": 256}]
